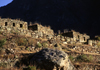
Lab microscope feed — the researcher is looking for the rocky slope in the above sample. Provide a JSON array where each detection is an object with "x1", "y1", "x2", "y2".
[
  {"x1": 0, "y1": 0, "x2": 100, "y2": 37},
  {"x1": 0, "y1": 28, "x2": 100, "y2": 70}
]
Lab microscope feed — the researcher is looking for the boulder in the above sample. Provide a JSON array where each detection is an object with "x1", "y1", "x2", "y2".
[{"x1": 30, "y1": 48, "x2": 76, "y2": 70}]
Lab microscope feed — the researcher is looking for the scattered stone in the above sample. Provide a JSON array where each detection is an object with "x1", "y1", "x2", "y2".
[{"x1": 63, "y1": 42, "x2": 67, "y2": 44}]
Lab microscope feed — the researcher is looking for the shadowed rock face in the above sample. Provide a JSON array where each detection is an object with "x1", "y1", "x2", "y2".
[
  {"x1": 30, "y1": 48, "x2": 76, "y2": 70},
  {"x1": 0, "y1": 0, "x2": 100, "y2": 37}
]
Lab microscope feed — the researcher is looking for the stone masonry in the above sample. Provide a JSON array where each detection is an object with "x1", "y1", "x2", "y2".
[
  {"x1": 0, "y1": 18, "x2": 28, "y2": 30},
  {"x1": 62, "y1": 30, "x2": 90, "y2": 43},
  {"x1": 28, "y1": 23, "x2": 54, "y2": 36},
  {"x1": 0, "y1": 18, "x2": 54, "y2": 39}
]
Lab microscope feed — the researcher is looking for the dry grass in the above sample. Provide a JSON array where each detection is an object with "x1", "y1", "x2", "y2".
[
  {"x1": 27, "y1": 38, "x2": 37, "y2": 46},
  {"x1": 17, "y1": 50, "x2": 34, "y2": 54}
]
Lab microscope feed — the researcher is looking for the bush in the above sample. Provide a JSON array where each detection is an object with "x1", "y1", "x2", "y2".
[
  {"x1": 26, "y1": 47, "x2": 30, "y2": 51},
  {"x1": 88, "y1": 55, "x2": 93, "y2": 62},
  {"x1": 0, "y1": 38, "x2": 6, "y2": 48},
  {"x1": 42, "y1": 42, "x2": 49, "y2": 48},
  {"x1": 75, "y1": 54, "x2": 90, "y2": 62},
  {"x1": 69, "y1": 55, "x2": 75, "y2": 62},
  {"x1": 27, "y1": 65, "x2": 36, "y2": 70},
  {"x1": 37, "y1": 42, "x2": 42, "y2": 48}
]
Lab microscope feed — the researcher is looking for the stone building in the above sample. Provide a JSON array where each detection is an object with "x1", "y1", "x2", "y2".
[
  {"x1": 28, "y1": 23, "x2": 54, "y2": 36},
  {"x1": 0, "y1": 18, "x2": 54, "y2": 39},
  {"x1": 0, "y1": 18, "x2": 28, "y2": 30},
  {"x1": 62, "y1": 30, "x2": 90, "y2": 43}
]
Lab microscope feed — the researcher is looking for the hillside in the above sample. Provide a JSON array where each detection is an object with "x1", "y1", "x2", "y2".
[
  {"x1": 0, "y1": 18, "x2": 100, "y2": 70},
  {"x1": 0, "y1": 0, "x2": 100, "y2": 37}
]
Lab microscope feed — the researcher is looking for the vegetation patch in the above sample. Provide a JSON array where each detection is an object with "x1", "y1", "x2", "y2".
[
  {"x1": 27, "y1": 38, "x2": 36, "y2": 46},
  {"x1": 75, "y1": 54, "x2": 93, "y2": 62},
  {"x1": 37, "y1": 42, "x2": 42, "y2": 48},
  {"x1": 42, "y1": 41, "x2": 49, "y2": 48},
  {"x1": 27, "y1": 65, "x2": 36, "y2": 70},
  {"x1": 69, "y1": 55, "x2": 75, "y2": 62},
  {"x1": 17, "y1": 37, "x2": 27, "y2": 46},
  {"x1": 0, "y1": 38, "x2": 6, "y2": 48}
]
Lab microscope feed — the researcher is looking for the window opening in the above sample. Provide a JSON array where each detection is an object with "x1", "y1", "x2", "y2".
[
  {"x1": 13, "y1": 23, "x2": 15, "y2": 27},
  {"x1": 20, "y1": 24, "x2": 23, "y2": 28},
  {"x1": 5, "y1": 22, "x2": 7, "y2": 26}
]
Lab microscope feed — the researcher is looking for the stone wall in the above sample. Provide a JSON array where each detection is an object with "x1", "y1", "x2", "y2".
[
  {"x1": 28, "y1": 23, "x2": 54, "y2": 36},
  {"x1": 0, "y1": 18, "x2": 28, "y2": 30},
  {"x1": 88, "y1": 40, "x2": 100, "y2": 46},
  {"x1": 0, "y1": 18, "x2": 54, "y2": 39},
  {"x1": 62, "y1": 30, "x2": 90, "y2": 43}
]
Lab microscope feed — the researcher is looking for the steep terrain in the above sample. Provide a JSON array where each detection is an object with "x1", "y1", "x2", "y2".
[{"x1": 0, "y1": 0, "x2": 100, "y2": 37}]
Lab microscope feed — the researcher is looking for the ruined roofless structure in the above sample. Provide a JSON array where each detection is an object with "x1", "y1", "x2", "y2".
[
  {"x1": 62, "y1": 30, "x2": 90, "y2": 43},
  {"x1": 0, "y1": 18, "x2": 28, "y2": 30},
  {"x1": 28, "y1": 23, "x2": 54, "y2": 35},
  {"x1": 0, "y1": 18, "x2": 54, "y2": 38}
]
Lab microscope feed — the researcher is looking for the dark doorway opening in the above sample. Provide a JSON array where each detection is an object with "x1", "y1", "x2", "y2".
[
  {"x1": 13, "y1": 23, "x2": 15, "y2": 27},
  {"x1": 5, "y1": 22, "x2": 7, "y2": 26}
]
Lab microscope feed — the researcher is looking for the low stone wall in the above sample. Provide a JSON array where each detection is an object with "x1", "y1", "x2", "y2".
[{"x1": 88, "y1": 40, "x2": 100, "y2": 46}]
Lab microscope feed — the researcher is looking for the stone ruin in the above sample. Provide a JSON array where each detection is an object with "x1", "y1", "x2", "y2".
[
  {"x1": 0, "y1": 18, "x2": 54, "y2": 38},
  {"x1": 61, "y1": 30, "x2": 90, "y2": 43},
  {"x1": 0, "y1": 18, "x2": 29, "y2": 36},
  {"x1": 88, "y1": 39, "x2": 100, "y2": 46},
  {"x1": 1, "y1": 18, "x2": 98, "y2": 46},
  {"x1": 0, "y1": 18, "x2": 28, "y2": 33},
  {"x1": 28, "y1": 23, "x2": 54, "y2": 36},
  {"x1": 0, "y1": 18, "x2": 28, "y2": 30}
]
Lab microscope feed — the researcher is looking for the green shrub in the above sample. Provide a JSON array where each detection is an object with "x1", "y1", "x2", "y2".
[
  {"x1": 26, "y1": 47, "x2": 30, "y2": 51},
  {"x1": 27, "y1": 65, "x2": 36, "y2": 70},
  {"x1": 0, "y1": 38, "x2": 6, "y2": 48},
  {"x1": 42, "y1": 42, "x2": 49, "y2": 48},
  {"x1": 88, "y1": 55, "x2": 93, "y2": 62},
  {"x1": 37, "y1": 42, "x2": 42, "y2": 48},
  {"x1": 69, "y1": 55, "x2": 75, "y2": 62},
  {"x1": 75, "y1": 54, "x2": 90, "y2": 62}
]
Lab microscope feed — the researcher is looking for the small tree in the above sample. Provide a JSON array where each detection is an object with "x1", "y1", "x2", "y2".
[{"x1": 0, "y1": 38, "x2": 6, "y2": 48}]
